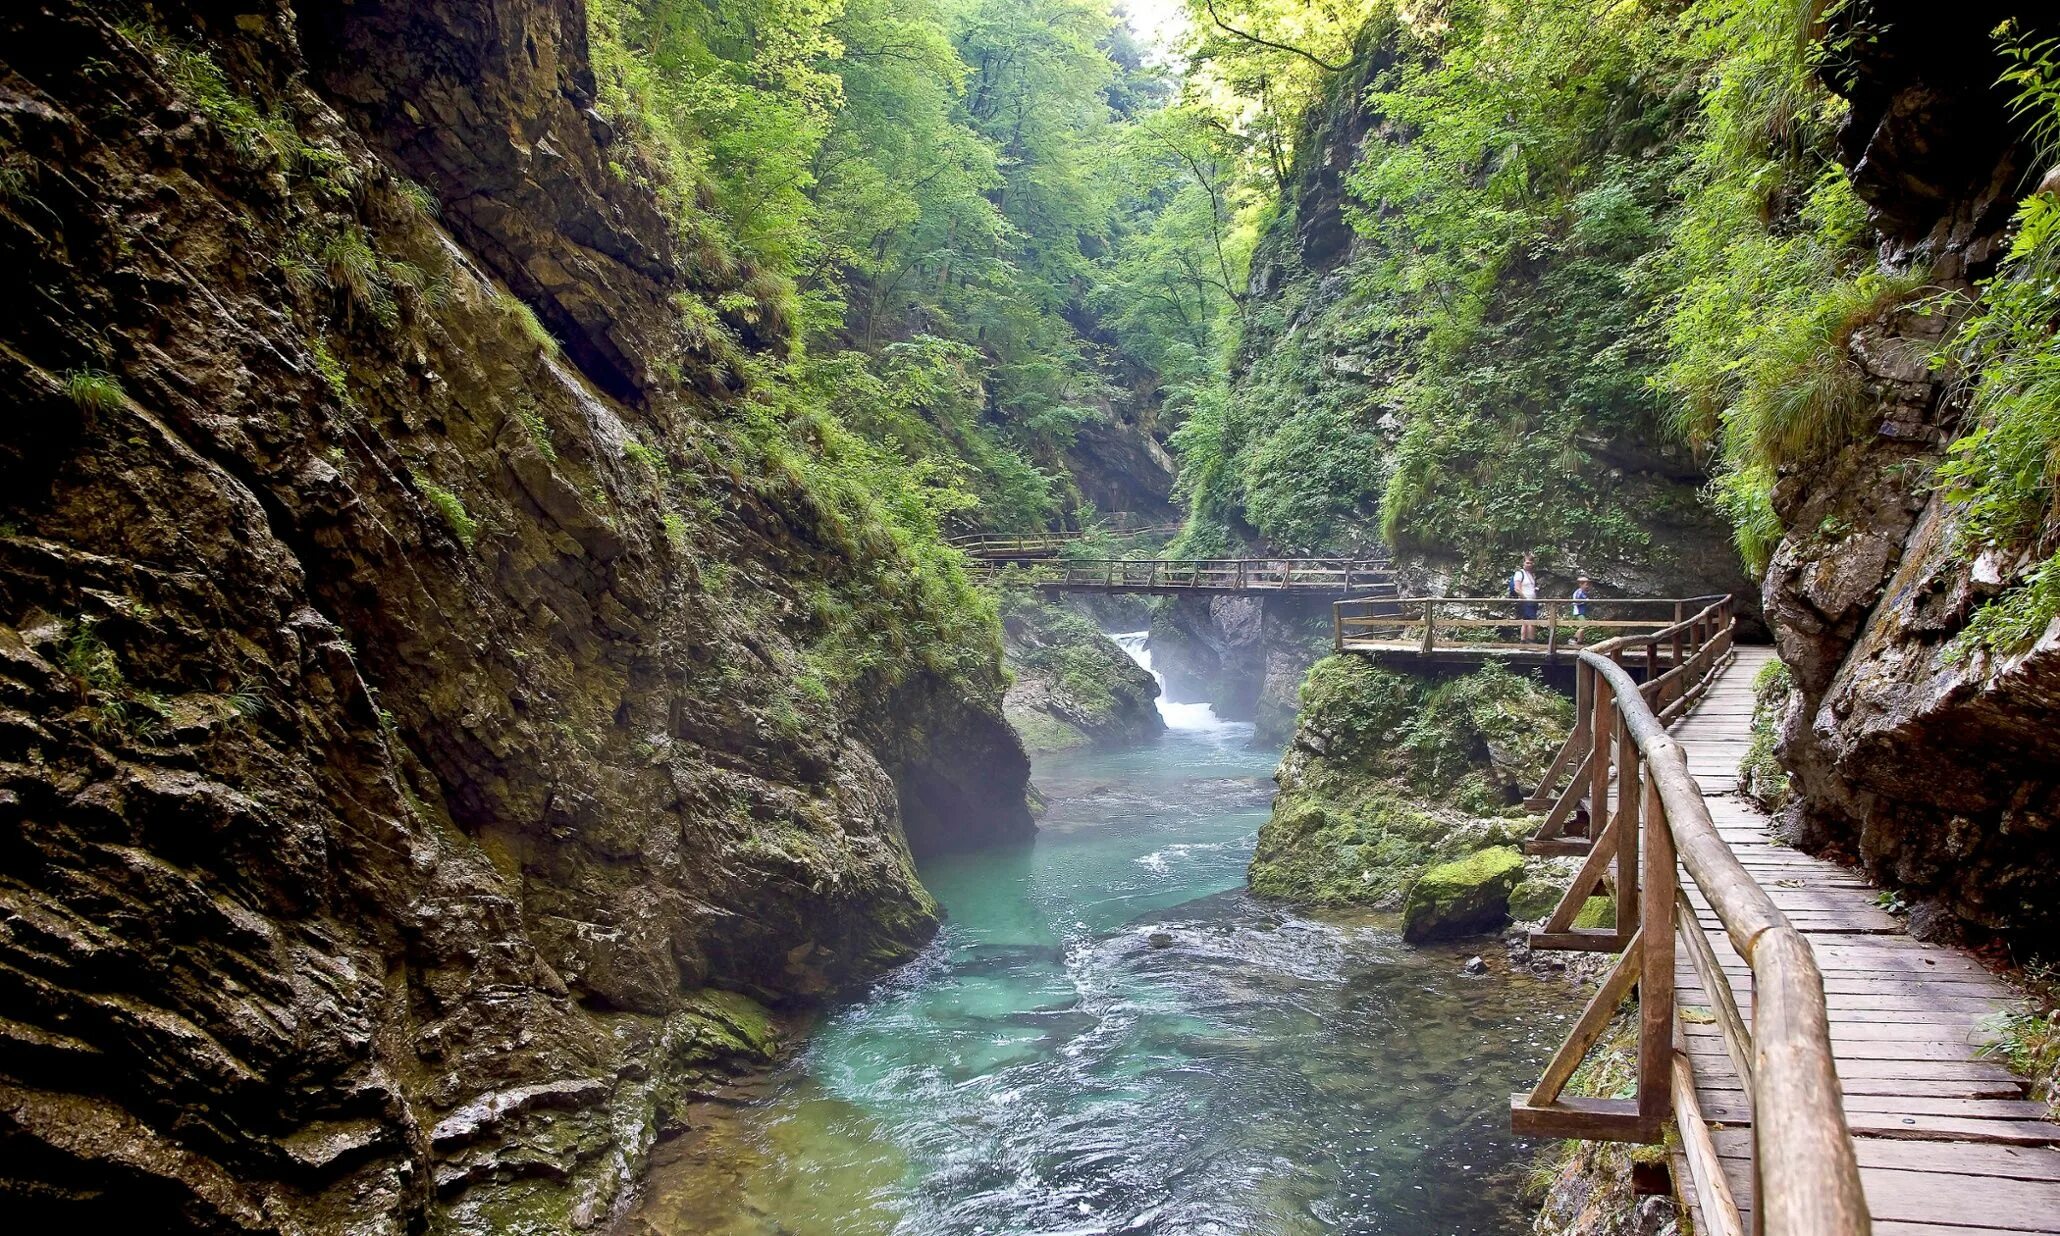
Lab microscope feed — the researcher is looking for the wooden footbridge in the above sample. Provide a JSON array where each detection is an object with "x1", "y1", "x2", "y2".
[
  {"x1": 946, "y1": 524, "x2": 1183, "y2": 561},
  {"x1": 1332, "y1": 592, "x2": 1729, "y2": 668},
  {"x1": 969, "y1": 554, "x2": 1397, "y2": 597},
  {"x1": 1339, "y1": 596, "x2": 2060, "y2": 1235}
]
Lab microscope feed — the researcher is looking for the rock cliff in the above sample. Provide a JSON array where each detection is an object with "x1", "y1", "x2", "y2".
[
  {"x1": 0, "y1": 1, "x2": 1028, "y2": 1229},
  {"x1": 1248, "y1": 658, "x2": 1569, "y2": 923},
  {"x1": 1764, "y1": 0, "x2": 2060, "y2": 947},
  {"x1": 1210, "y1": 22, "x2": 1752, "y2": 608},
  {"x1": 1148, "y1": 594, "x2": 1331, "y2": 743},
  {"x1": 999, "y1": 596, "x2": 1163, "y2": 754}
]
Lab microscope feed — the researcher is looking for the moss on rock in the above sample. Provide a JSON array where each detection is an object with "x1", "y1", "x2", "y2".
[
  {"x1": 1000, "y1": 594, "x2": 1163, "y2": 752},
  {"x1": 1401, "y1": 846, "x2": 1525, "y2": 942},
  {"x1": 1250, "y1": 659, "x2": 1573, "y2": 922}
]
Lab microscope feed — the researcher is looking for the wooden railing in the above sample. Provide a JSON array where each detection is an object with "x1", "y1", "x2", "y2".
[
  {"x1": 1524, "y1": 595, "x2": 1735, "y2": 854},
  {"x1": 946, "y1": 523, "x2": 1184, "y2": 559},
  {"x1": 1024, "y1": 557, "x2": 1392, "y2": 593},
  {"x1": 1333, "y1": 594, "x2": 1725, "y2": 655},
  {"x1": 1510, "y1": 596, "x2": 1871, "y2": 1236}
]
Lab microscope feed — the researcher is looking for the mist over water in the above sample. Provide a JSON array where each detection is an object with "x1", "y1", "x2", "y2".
[{"x1": 634, "y1": 632, "x2": 1582, "y2": 1235}]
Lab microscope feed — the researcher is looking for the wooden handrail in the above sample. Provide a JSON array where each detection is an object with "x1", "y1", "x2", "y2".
[
  {"x1": 1332, "y1": 593, "x2": 1718, "y2": 655},
  {"x1": 1510, "y1": 597, "x2": 1870, "y2": 1236},
  {"x1": 979, "y1": 556, "x2": 1396, "y2": 593}
]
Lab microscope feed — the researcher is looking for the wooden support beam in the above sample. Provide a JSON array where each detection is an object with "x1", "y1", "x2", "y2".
[
  {"x1": 1674, "y1": 1030, "x2": 1749, "y2": 1236},
  {"x1": 1529, "y1": 932, "x2": 1643, "y2": 1107},
  {"x1": 1639, "y1": 771, "x2": 1676, "y2": 1122},
  {"x1": 1510, "y1": 1094, "x2": 1663, "y2": 1144}
]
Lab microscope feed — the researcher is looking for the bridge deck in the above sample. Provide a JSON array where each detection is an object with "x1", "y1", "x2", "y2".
[{"x1": 1666, "y1": 647, "x2": 2060, "y2": 1234}]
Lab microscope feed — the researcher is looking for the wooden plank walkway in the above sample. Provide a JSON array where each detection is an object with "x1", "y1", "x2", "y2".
[{"x1": 1666, "y1": 646, "x2": 2060, "y2": 1234}]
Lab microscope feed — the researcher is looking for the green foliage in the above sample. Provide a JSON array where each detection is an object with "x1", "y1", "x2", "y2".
[
  {"x1": 514, "y1": 404, "x2": 557, "y2": 460},
  {"x1": 1979, "y1": 959, "x2": 2060, "y2": 1119},
  {"x1": 415, "y1": 477, "x2": 479, "y2": 550},
  {"x1": 309, "y1": 338, "x2": 350, "y2": 402},
  {"x1": 1740, "y1": 657, "x2": 1794, "y2": 809},
  {"x1": 1949, "y1": 551, "x2": 2060, "y2": 662},
  {"x1": 661, "y1": 511, "x2": 690, "y2": 548},
  {"x1": 623, "y1": 439, "x2": 671, "y2": 480},
  {"x1": 122, "y1": 21, "x2": 299, "y2": 165},
  {"x1": 1931, "y1": 26, "x2": 2060, "y2": 657},
  {"x1": 62, "y1": 620, "x2": 123, "y2": 698},
  {"x1": 63, "y1": 368, "x2": 124, "y2": 414},
  {"x1": 496, "y1": 291, "x2": 561, "y2": 357}
]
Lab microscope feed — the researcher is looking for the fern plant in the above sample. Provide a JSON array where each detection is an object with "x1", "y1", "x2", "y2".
[{"x1": 1936, "y1": 22, "x2": 2060, "y2": 657}]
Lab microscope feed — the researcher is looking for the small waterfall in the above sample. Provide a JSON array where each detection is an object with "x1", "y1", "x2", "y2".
[{"x1": 1110, "y1": 630, "x2": 1237, "y2": 734}]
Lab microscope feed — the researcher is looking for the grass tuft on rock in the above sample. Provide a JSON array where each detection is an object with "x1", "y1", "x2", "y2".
[{"x1": 64, "y1": 368, "x2": 125, "y2": 414}]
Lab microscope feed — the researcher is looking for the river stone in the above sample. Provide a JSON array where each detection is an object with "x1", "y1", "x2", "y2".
[
  {"x1": 1507, "y1": 876, "x2": 1569, "y2": 922},
  {"x1": 1401, "y1": 847, "x2": 1525, "y2": 943}
]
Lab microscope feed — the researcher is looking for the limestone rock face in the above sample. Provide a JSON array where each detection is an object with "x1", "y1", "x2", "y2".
[
  {"x1": 1149, "y1": 594, "x2": 1331, "y2": 741},
  {"x1": 1761, "y1": 0, "x2": 2060, "y2": 944},
  {"x1": 0, "y1": 1, "x2": 1028, "y2": 1228},
  {"x1": 1248, "y1": 658, "x2": 1568, "y2": 916},
  {"x1": 999, "y1": 598, "x2": 1163, "y2": 755}
]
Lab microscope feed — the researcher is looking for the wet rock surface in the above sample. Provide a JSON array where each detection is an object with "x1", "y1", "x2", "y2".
[
  {"x1": 0, "y1": 2, "x2": 1028, "y2": 1229},
  {"x1": 1149, "y1": 594, "x2": 1330, "y2": 741},
  {"x1": 1763, "y1": 0, "x2": 2060, "y2": 945},
  {"x1": 1249, "y1": 658, "x2": 1569, "y2": 924},
  {"x1": 998, "y1": 597, "x2": 1163, "y2": 754}
]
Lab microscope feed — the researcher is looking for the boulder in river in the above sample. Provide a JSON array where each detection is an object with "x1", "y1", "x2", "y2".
[{"x1": 1401, "y1": 846, "x2": 1525, "y2": 943}]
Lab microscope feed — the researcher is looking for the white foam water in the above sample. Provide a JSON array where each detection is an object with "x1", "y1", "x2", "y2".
[{"x1": 1109, "y1": 630, "x2": 1242, "y2": 735}]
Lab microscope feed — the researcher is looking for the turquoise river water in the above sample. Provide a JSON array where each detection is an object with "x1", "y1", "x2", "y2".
[{"x1": 631, "y1": 635, "x2": 1584, "y2": 1235}]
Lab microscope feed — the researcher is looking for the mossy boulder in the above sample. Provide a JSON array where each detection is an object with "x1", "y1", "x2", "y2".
[
  {"x1": 1000, "y1": 595, "x2": 1163, "y2": 752},
  {"x1": 1248, "y1": 783, "x2": 1465, "y2": 907},
  {"x1": 1401, "y1": 846, "x2": 1525, "y2": 942},
  {"x1": 1509, "y1": 876, "x2": 1568, "y2": 922},
  {"x1": 1249, "y1": 661, "x2": 1571, "y2": 909}
]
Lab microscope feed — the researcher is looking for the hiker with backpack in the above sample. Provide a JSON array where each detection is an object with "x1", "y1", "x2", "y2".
[{"x1": 1510, "y1": 552, "x2": 1540, "y2": 643}]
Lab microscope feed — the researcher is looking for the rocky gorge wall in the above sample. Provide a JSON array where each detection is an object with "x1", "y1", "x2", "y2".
[
  {"x1": 1148, "y1": 593, "x2": 1331, "y2": 744},
  {"x1": 0, "y1": 1, "x2": 1029, "y2": 1229},
  {"x1": 1764, "y1": 0, "x2": 2060, "y2": 948},
  {"x1": 1200, "y1": 19, "x2": 1754, "y2": 611}
]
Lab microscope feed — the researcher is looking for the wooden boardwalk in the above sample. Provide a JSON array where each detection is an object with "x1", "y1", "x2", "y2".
[{"x1": 1667, "y1": 646, "x2": 2060, "y2": 1235}]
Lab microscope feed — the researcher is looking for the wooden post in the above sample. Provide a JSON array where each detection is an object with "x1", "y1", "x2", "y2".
[
  {"x1": 1638, "y1": 770, "x2": 1675, "y2": 1122},
  {"x1": 1236, "y1": 560, "x2": 1245, "y2": 590},
  {"x1": 1645, "y1": 639, "x2": 1658, "y2": 682},
  {"x1": 1589, "y1": 674, "x2": 1612, "y2": 834},
  {"x1": 1333, "y1": 603, "x2": 1344, "y2": 651},
  {"x1": 1546, "y1": 602, "x2": 1560, "y2": 655},
  {"x1": 1616, "y1": 707, "x2": 1641, "y2": 943}
]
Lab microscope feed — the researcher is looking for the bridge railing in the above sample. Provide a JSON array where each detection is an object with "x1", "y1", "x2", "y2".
[
  {"x1": 1333, "y1": 594, "x2": 1722, "y2": 655},
  {"x1": 1030, "y1": 557, "x2": 1392, "y2": 592},
  {"x1": 1510, "y1": 596, "x2": 1870, "y2": 1236},
  {"x1": 947, "y1": 524, "x2": 1185, "y2": 559}
]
